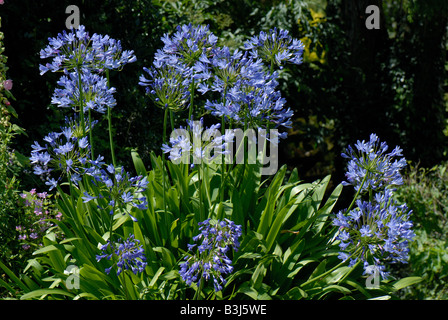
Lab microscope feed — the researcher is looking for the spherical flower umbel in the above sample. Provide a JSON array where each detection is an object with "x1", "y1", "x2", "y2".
[
  {"x1": 96, "y1": 234, "x2": 147, "y2": 276},
  {"x1": 202, "y1": 46, "x2": 294, "y2": 134},
  {"x1": 39, "y1": 25, "x2": 136, "y2": 75},
  {"x1": 161, "y1": 117, "x2": 234, "y2": 165},
  {"x1": 179, "y1": 218, "x2": 242, "y2": 292},
  {"x1": 138, "y1": 64, "x2": 191, "y2": 111},
  {"x1": 158, "y1": 23, "x2": 218, "y2": 67},
  {"x1": 29, "y1": 117, "x2": 95, "y2": 190},
  {"x1": 341, "y1": 133, "x2": 407, "y2": 193},
  {"x1": 82, "y1": 160, "x2": 149, "y2": 222},
  {"x1": 139, "y1": 24, "x2": 219, "y2": 112},
  {"x1": 333, "y1": 189, "x2": 415, "y2": 279},
  {"x1": 52, "y1": 70, "x2": 117, "y2": 113},
  {"x1": 244, "y1": 27, "x2": 305, "y2": 68}
]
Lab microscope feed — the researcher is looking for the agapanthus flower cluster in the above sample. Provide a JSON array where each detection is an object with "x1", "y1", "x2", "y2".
[
  {"x1": 138, "y1": 64, "x2": 191, "y2": 111},
  {"x1": 140, "y1": 24, "x2": 299, "y2": 138},
  {"x1": 96, "y1": 234, "x2": 147, "y2": 276},
  {"x1": 179, "y1": 218, "x2": 242, "y2": 292},
  {"x1": 244, "y1": 27, "x2": 305, "y2": 68},
  {"x1": 139, "y1": 24, "x2": 217, "y2": 111},
  {"x1": 158, "y1": 23, "x2": 218, "y2": 65},
  {"x1": 52, "y1": 70, "x2": 116, "y2": 113},
  {"x1": 39, "y1": 25, "x2": 136, "y2": 75},
  {"x1": 82, "y1": 159, "x2": 149, "y2": 222},
  {"x1": 202, "y1": 47, "x2": 293, "y2": 132},
  {"x1": 341, "y1": 133, "x2": 407, "y2": 193},
  {"x1": 161, "y1": 117, "x2": 234, "y2": 165},
  {"x1": 30, "y1": 117, "x2": 95, "y2": 190},
  {"x1": 333, "y1": 190, "x2": 415, "y2": 279},
  {"x1": 332, "y1": 134, "x2": 414, "y2": 280},
  {"x1": 16, "y1": 189, "x2": 62, "y2": 251}
]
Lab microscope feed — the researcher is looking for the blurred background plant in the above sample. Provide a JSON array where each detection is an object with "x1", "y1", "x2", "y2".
[
  {"x1": 393, "y1": 162, "x2": 448, "y2": 299},
  {"x1": 15, "y1": 190, "x2": 63, "y2": 254},
  {"x1": 0, "y1": 14, "x2": 28, "y2": 283}
]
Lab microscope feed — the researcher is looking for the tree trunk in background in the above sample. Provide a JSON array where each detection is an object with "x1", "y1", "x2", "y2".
[
  {"x1": 338, "y1": 0, "x2": 394, "y2": 138},
  {"x1": 405, "y1": 3, "x2": 447, "y2": 166},
  {"x1": 336, "y1": 0, "x2": 447, "y2": 166}
]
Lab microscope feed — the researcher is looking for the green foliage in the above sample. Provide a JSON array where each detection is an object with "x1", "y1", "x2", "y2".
[
  {"x1": 394, "y1": 162, "x2": 448, "y2": 299},
  {"x1": 1, "y1": 151, "x2": 418, "y2": 300}
]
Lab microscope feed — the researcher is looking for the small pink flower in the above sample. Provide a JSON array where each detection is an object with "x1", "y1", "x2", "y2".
[
  {"x1": 3, "y1": 79, "x2": 12, "y2": 90},
  {"x1": 30, "y1": 188, "x2": 36, "y2": 195},
  {"x1": 37, "y1": 192, "x2": 47, "y2": 199},
  {"x1": 0, "y1": 0, "x2": 4, "y2": 5}
]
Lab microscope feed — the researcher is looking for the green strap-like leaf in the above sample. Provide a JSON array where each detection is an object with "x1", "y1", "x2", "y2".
[{"x1": 20, "y1": 289, "x2": 75, "y2": 300}]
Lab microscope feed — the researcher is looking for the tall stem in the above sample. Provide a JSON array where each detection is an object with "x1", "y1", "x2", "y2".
[
  {"x1": 193, "y1": 277, "x2": 204, "y2": 300},
  {"x1": 88, "y1": 109, "x2": 94, "y2": 159},
  {"x1": 162, "y1": 108, "x2": 169, "y2": 216},
  {"x1": 106, "y1": 70, "x2": 116, "y2": 167},
  {"x1": 198, "y1": 161, "x2": 204, "y2": 222},
  {"x1": 217, "y1": 86, "x2": 228, "y2": 218},
  {"x1": 188, "y1": 79, "x2": 195, "y2": 121},
  {"x1": 219, "y1": 115, "x2": 226, "y2": 216},
  {"x1": 347, "y1": 173, "x2": 369, "y2": 212},
  {"x1": 77, "y1": 68, "x2": 86, "y2": 137},
  {"x1": 109, "y1": 200, "x2": 116, "y2": 243}
]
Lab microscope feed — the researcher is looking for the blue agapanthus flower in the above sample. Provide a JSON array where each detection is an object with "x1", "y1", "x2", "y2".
[
  {"x1": 30, "y1": 116, "x2": 95, "y2": 190},
  {"x1": 138, "y1": 64, "x2": 191, "y2": 111},
  {"x1": 139, "y1": 24, "x2": 218, "y2": 112},
  {"x1": 83, "y1": 160, "x2": 149, "y2": 222},
  {"x1": 180, "y1": 218, "x2": 242, "y2": 292},
  {"x1": 96, "y1": 234, "x2": 147, "y2": 275},
  {"x1": 52, "y1": 70, "x2": 117, "y2": 113},
  {"x1": 341, "y1": 133, "x2": 407, "y2": 193},
  {"x1": 39, "y1": 25, "x2": 136, "y2": 75},
  {"x1": 161, "y1": 117, "x2": 234, "y2": 165},
  {"x1": 333, "y1": 134, "x2": 415, "y2": 280},
  {"x1": 333, "y1": 189, "x2": 415, "y2": 279},
  {"x1": 157, "y1": 23, "x2": 217, "y2": 65},
  {"x1": 244, "y1": 27, "x2": 305, "y2": 68},
  {"x1": 140, "y1": 24, "x2": 296, "y2": 140},
  {"x1": 202, "y1": 46, "x2": 294, "y2": 134}
]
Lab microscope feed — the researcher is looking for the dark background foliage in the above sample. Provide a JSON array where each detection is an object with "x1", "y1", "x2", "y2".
[{"x1": 1, "y1": 0, "x2": 447, "y2": 203}]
